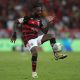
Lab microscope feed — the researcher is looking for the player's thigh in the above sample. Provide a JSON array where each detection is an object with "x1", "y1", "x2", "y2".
[
  {"x1": 41, "y1": 34, "x2": 54, "y2": 43},
  {"x1": 37, "y1": 35, "x2": 44, "y2": 45},
  {"x1": 27, "y1": 39, "x2": 37, "y2": 50}
]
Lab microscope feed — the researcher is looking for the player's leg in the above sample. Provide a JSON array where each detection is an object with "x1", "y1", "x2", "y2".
[
  {"x1": 41, "y1": 34, "x2": 67, "y2": 60},
  {"x1": 26, "y1": 39, "x2": 39, "y2": 78},
  {"x1": 30, "y1": 46, "x2": 38, "y2": 78}
]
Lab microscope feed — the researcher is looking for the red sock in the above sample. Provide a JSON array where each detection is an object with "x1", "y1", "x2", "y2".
[{"x1": 32, "y1": 62, "x2": 36, "y2": 72}]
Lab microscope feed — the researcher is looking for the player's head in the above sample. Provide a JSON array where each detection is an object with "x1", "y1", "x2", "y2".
[{"x1": 32, "y1": 3, "x2": 43, "y2": 17}]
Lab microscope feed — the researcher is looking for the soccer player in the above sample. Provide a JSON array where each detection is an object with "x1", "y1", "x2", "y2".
[{"x1": 11, "y1": 3, "x2": 67, "y2": 78}]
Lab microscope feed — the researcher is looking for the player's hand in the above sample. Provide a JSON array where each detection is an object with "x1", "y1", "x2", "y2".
[
  {"x1": 11, "y1": 32, "x2": 17, "y2": 43},
  {"x1": 46, "y1": 16, "x2": 55, "y2": 23}
]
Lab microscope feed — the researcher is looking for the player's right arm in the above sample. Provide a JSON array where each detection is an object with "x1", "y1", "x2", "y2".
[{"x1": 11, "y1": 18, "x2": 24, "y2": 43}]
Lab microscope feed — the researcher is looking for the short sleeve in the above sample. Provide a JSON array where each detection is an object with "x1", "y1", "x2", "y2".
[{"x1": 18, "y1": 18, "x2": 24, "y2": 23}]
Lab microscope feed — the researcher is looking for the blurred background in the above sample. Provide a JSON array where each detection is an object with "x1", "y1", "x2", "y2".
[{"x1": 0, "y1": 0, "x2": 80, "y2": 52}]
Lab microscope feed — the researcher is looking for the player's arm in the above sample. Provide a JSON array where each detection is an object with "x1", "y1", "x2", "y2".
[
  {"x1": 11, "y1": 18, "x2": 24, "y2": 43},
  {"x1": 40, "y1": 22, "x2": 49, "y2": 34},
  {"x1": 40, "y1": 16, "x2": 55, "y2": 34}
]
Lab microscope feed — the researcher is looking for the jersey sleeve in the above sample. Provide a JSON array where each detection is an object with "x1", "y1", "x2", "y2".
[
  {"x1": 17, "y1": 16, "x2": 29, "y2": 24},
  {"x1": 17, "y1": 18, "x2": 24, "y2": 23}
]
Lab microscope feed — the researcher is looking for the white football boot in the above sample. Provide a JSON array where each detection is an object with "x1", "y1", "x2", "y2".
[
  {"x1": 32, "y1": 72, "x2": 38, "y2": 78},
  {"x1": 54, "y1": 53, "x2": 67, "y2": 60}
]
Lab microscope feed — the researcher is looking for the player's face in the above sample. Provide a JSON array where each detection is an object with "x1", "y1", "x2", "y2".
[{"x1": 34, "y1": 7, "x2": 43, "y2": 17}]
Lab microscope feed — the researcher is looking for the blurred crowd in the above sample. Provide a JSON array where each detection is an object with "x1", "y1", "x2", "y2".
[{"x1": 0, "y1": 0, "x2": 80, "y2": 39}]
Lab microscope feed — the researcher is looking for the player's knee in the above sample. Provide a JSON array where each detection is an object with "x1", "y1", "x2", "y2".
[
  {"x1": 47, "y1": 34, "x2": 54, "y2": 39},
  {"x1": 31, "y1": 47, "x2": 38, "y2": 56},
  {"x1": 32, "y1": 55, "x2": 37, "y2": 61}
]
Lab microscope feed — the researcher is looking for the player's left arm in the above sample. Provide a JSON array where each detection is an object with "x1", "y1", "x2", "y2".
[
  {"x1": 40, "y1": 22, "x2": 49, "y2": 34},
  {"x1": 40, "y1": 16, "x2": 55, "y2": 34}
]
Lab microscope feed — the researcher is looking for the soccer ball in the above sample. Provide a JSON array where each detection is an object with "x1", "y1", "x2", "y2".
[{"x1": 53, "y1": 43, "x2": 63, "y2": 52}]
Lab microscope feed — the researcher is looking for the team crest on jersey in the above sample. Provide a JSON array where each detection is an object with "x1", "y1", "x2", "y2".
[{"x1": 28, "y1": 19, "x2": 40, "y2": 26}]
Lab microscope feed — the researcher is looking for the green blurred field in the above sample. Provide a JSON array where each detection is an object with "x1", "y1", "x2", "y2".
[{"x1": 0, "y1": 51, "x2": 80, "y2": 80}]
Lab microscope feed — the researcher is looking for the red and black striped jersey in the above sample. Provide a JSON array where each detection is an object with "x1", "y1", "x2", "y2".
[{"x1": 17, "y1": 15, "x2": 43, "y2": 46}]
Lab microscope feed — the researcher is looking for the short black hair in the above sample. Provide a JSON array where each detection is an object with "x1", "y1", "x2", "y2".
[{"x1": 32, "y1": 3, "x2": 43, "y2": 9}]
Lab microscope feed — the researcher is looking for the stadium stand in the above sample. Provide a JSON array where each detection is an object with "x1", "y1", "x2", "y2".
[{"x1": 0, "y1": 0, "x2": 80, "y2": 38}]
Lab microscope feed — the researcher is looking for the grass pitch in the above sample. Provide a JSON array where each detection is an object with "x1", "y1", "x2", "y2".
[{"x1": 0, "y1": 51, "x2": 80, "y2": 80}]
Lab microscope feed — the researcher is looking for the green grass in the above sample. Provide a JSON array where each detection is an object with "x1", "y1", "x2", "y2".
[{"x1": 0, "y1": 51, "x2": 80, "y2": 80}]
